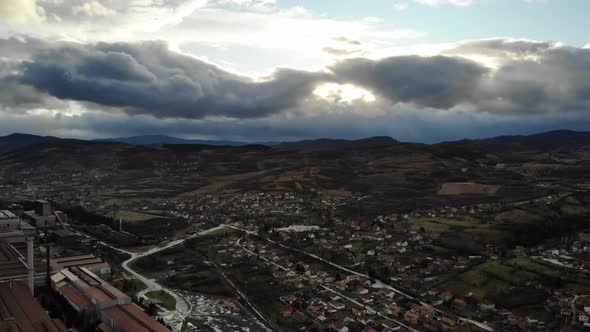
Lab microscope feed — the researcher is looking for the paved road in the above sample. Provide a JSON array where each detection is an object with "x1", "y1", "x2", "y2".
[{"x1": 100, "y1": 225, "x2": 226, "y2": 330}]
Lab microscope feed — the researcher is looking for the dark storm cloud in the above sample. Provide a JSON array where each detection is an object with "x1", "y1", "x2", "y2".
[
  {"x1": 331, "y1": 56, "x2": 487, "y2": 109},
  {"x1": 329, "y1": 41, "x2": 590, "y2": 115},
  {"x1": 19, "y1": 41, "x2": 327, "y2": 119},
  {"x1": 0, "y1": 54, "x2": 65, "y2": 110},
  {"x1": 472, "y1": 45, "x2": 590, "y2": 114},
  {"x1": 5, "y1": 37, "x2": 590, "y2": 121}
]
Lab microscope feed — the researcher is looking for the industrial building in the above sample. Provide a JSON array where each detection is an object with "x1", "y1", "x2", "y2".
[
  {"x1": 52, "y1": 267, "x2": 169, "y2": 332},
  {"x1": 50, "y1": 254, "x2": 111, "y2": 277},
  {"x1": 23, "y1": 200, "x2": 57, "y2": 229},
  {"x1": 0, "y1": 210, "x2": 19, "y2": 231},
  {"x1": 0, "y1": 219, "x2": 42, "y2": 295},
  {"x1": 0, "y1": 282, "x2": 68, "y2": 332}
]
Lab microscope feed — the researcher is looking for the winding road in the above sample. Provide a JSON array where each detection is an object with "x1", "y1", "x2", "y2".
[{"x1": 100, "y1": 225, "x2": 227, "y2": 330}]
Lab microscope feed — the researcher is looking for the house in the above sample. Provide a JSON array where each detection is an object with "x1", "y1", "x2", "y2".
[
  {"x1": 420, "y1": 305, "x2": 436, "y2": 318},
  {"x1": 306, "y1": 304, "x2": 321, "y2": 317},
  {"x1": 453, "y1": 298, "x2": 466, "y2": 309},
  {"x1": 329, "y1": 301, "x2": 345, "y2": 310},
  {"x1": 438, "y1": 291, "x2": 453, "y2": 302},
  {"x1": 328, "y1": 321, "x2": 349, "y2": 332},
  {"x1": 356, "y1": 287, "x2": 369, "y2": 295},
  {"x1": 280, "y1": 294, "x2": 298, "y2": 305},
  {"x1": 388, "y1": 304, "x2": 403, "y2": 315},
  {"x1": 335, "y1": 280, "x2": 348, "y2": 290},
  {"x1": 578, "y1": 296, "x2": 590, "y2": 314},
  {"x1": 357, "y1": 315, "x2": 373, "y2": 326},
  {"x1": 281, "y1": 306, "x2": 295, "y2": 317},
  {"x1": 442, "y1": 315, "x2": 458, "y2": 327},
  {"x1": 404, "y1": 311, "x2": 420, "y2": 325}
]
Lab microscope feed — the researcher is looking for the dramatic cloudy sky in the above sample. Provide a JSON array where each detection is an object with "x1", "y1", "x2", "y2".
[{"x1": 0, "y1": 0, "x2": 589, "y2": 142}]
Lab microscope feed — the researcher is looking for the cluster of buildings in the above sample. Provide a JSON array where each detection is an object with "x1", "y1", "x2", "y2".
[
  {"x1": 534, "y1": 240, "x2": 590, "y2": 273},
  {"x1": 215, "y1": 235, "x2": 482, "y2": 332},
  {"x1": 0, "y1": 201, "x2": 170, "y2": 332},
  {"x1": 203, "y1": 191, "x2": 590, "y2": 331},
  {"x1": 51, "y1": 266, "x2": 169, "y2": 332}
]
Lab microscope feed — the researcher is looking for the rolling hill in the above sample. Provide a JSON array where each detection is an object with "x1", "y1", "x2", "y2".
[{"x1": 0, "y1": 133, "x2": 58, "y2": 155}]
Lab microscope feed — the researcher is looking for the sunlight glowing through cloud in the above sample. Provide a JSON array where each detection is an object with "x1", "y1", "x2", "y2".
[{"x1": 313, "y1": 83, "x2": 376, "y2": 104}]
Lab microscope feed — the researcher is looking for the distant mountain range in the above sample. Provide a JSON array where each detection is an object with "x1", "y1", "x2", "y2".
[
  {"x1": 2, "y1": 130, "x2": 590, "y2": 155},
  {"x1": 455, "y1": 130, "x2": 590, "y2": 150},
  {"x1": 274, "y1": 136, "x2": 398, "y2": 151},
  {"x1": 93, "y1": 135, "x2": 276, "y2": 146}
]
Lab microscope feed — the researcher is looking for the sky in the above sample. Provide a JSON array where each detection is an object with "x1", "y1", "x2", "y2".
[{"x1": 0, "y1": 0, "x2": 589, "y2": 143}]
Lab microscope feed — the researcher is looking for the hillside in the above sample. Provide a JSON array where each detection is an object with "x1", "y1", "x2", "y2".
[
  {"x1": 0, "y1": 136, "x2": 581, "y2": 215},
  {"x1": 449, "y1": 130, "x2": 590, "y2": 151},
  {"x1": 0, "y1": 133, "x2": 58, "y2": 155},
  {"x1": 94, "y1": 135, "x2": 268, "y2": 146},
  {"x1": 274, "y1": 136, "x2": 398, "y2": 151}
]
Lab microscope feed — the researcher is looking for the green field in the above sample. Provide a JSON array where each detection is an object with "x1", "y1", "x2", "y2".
[
  {"x1": 112, "y1": 278, "x2": 147, "y2": 297},
  {"x1": 560, "y1": 205, "x2": 590, "y2": 216},
  {"x1": 146, "y1": 290, "x2": 176, "y2": 310},
  {"x1": 118, "y1": 211, "x2": 160, "y2": 223},
  {"x1": 443, "y1": 257, "x2": 589, "y2": 308},
  {"x1": 404, "y1": 216, "x2": 481, "y2": 232}
]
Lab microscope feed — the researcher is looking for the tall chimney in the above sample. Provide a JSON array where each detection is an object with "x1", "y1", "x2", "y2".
[
  {"x1": 26, "y1": 236, "x2": 34, "y2": 296},
  {"x1": 46, "y1": 245, "x2": 51, "y2": 287}
]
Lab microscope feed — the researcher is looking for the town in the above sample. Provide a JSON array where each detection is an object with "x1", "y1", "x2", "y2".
[{"x1": 1, "y1": 182, "x2": 590, "y2": 331}]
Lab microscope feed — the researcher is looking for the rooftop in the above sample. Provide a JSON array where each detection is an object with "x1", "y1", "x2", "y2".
[
  {"x1": 103, "y1": 304, "x2": 170, "y2": 332},
  {"x1": 0, "y1": 282, "x2": 67, "y2": 332},
  {"x1": 0, "y1": 210, "x2": 16, "y2": 219},
  {"x1": 50, "y1": 254, "x2": 110, "y2": 272}
]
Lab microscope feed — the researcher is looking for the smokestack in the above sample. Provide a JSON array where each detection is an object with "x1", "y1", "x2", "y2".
[
  {"x1": 46, "y1": 245, "x2": 51, "y2": 287},
  {"x1": 26, "y1": 236, "x2": 34, "y2": 296}
]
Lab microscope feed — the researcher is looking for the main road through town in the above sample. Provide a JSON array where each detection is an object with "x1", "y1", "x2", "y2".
[{"x1": 226, "y1": 224, "x2": 494, "y2": 332}]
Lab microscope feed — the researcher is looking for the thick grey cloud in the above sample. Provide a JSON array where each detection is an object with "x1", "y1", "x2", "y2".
[
  {"x1": 19, "y1": 41, "x2": 327, "y2": 119},
  {"x1": 331, "y1": 56, "x2": 487, "y2": 109},
  {"x1": 331, "y1": 40, "x2": 590, "y2": 115},
  {"x1": 4, "y1": 37, "x2": 590, "y2": 126},
  {"x1": 473, "y1": 45, "x2": 590, "y2": 114}
]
